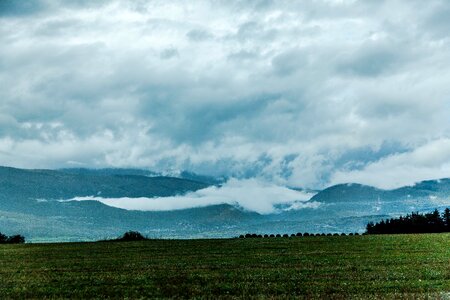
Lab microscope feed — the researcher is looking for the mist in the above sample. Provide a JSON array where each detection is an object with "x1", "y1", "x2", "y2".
[{"x1": 68, "y1": 178, "x2": 318, "y2": 214}]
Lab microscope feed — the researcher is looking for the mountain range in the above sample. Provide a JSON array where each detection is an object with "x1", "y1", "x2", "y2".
[{"x1": 0, "y1": 166, "x2": 448, "y2": 242}]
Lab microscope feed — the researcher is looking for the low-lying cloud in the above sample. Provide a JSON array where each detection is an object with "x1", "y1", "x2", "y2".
[
  {"x1": 68, "y1": 178, "x2": 318, "y2": 214},
  {"x1": 331, "y1": 138, "x2": 450, "y2": 189}
]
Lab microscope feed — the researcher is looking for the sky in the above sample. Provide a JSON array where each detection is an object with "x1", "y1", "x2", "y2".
[{"x1": 1, "y1": 0, "x2": 449, "y2": 190}]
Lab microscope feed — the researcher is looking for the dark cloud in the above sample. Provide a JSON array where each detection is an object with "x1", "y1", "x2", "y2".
[
  {"x1": 186, "y1": 29, "x2": 213, "y2": 42},
  {"x1": 337, "y1": 42, "x2": 405, "y2": 77},
  {"x1": 0, "y1": 0, "x2": 45, "y2": 17},
  {"x1": 423, "y1": 1, "x2": 450, "y2": 38},
  {"x1": 271, "y1": 48, "x2": 310, "y2": 76}
]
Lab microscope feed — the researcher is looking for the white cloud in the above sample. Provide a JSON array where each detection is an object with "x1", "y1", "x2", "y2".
[
  {"x1": 331, "y1": 138, "x2": 450, "y2": 189},
  {"x1": 0, "y1": 0, "x2": 449, "y2": 188},
  {"x1": 68, "y1": 178, "x2": 318, "y2": 214}
]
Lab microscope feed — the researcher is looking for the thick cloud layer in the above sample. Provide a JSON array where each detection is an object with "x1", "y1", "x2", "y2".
[
  {"x1": 0, "y1": 0, "x2": 449, "y2": 188},
  {"x1": 69, "y1": 178, "x2": 318, "y2": 214}
]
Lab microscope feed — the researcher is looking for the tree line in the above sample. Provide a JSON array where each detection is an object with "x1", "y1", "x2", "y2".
[
  {"x1": 239, "y1": 232, "x2": 361, "y2": 238},
  {"x1": 0, "y1": 232, "x2": 25, "y2": 244},
  {"x1": 366, "y1": 208, "x2": 450, "y2": 234}
]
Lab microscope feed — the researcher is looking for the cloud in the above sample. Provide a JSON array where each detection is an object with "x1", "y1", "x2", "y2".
[
  {"x1": 186, "y1": 29, "x2": 213, "y2": 42},
  {"x1": 331, "y1": 138, "x2": 450, "y2": 189},
  {"x1": 0, "y1": 0, "x2": 449, "y2": 188},
  {"x1": 67, "y1": 178, "x2": 318, "y2": 214}
]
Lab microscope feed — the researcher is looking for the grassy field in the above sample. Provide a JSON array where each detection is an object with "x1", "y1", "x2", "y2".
[{"x1": 0, "y1": 234, "x2": 449, "y2": 299}]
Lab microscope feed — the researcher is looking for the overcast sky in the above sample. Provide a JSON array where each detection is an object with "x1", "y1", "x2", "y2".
[{"x1": 0, "y1": 0, "x2": 449, "y2": 189}]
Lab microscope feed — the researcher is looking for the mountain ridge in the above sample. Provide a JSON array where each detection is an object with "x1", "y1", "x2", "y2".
[{"x1": 0, "y1": 166, "x2": 449, "y2": 241}]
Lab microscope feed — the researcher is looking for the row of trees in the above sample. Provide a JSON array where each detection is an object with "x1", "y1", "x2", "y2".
[
  {"x1": 366, "y1": 208, "x2": 450, "y2": 234},
  {"x1": 239, "y1": 232, "x2": 361, "y2": 238},
  {"x1": 0, "y1": 232, "x2": 25, "y2": 244}
]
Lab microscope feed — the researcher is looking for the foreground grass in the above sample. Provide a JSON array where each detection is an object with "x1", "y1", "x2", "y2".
[{"x1": 0, "y1": 234, "x2": 449, "y2": 299}]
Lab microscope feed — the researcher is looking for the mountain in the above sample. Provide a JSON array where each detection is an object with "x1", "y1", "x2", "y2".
[
  {"x1": 59, "y1": 168, "x2": 160, "y2": 177},
  {"x1": 310, "y1": 183, "x2": 383, "y2": 203},
  {"x1": 178, "y1": 171, "x2": 225, "y2": 185},
  {"x1": 0, "y1": 166, "x2": 208, "y2": 200},
  {"x1": 309, "y1": 180, "x2": 448, "y2": 203},
  {"x1": 308, "y1": 179, "x2": 449, "y2": 218},
  {"x1": 0, "y1": 166, "x2": 261, "y2": 241},
  {"x1": 0, "y1": 166, "x2": 449, "y2": 242}
]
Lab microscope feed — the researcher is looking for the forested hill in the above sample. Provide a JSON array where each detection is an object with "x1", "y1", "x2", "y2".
[
  {"x1": 0, "y1": 166, "x2": 209, "y2": 200},
  {"x1": 310, "y1": 179, "x2": 450, "y2": 203},
  {"x1": 0, "y1": 166, "x2": 449, "y2": 242}
]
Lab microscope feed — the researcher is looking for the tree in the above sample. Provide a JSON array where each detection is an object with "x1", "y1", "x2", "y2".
[
  {"x1": 366, "y1": 208, "x2": 449, "y2": 234},
  {"x1": 366, "y1": 222, "x2": 375, "y2": 233},
  {"x1": 0, "y1": 233, "x2": 25, "y2": 244},
  {"x1": 6, "y1": 235, "x2": 25, "y2": 244},
  {"x1": 443, "y1": 208, "x2": 450, "y2": 228},
  {"x1": 0, "y1": 232, "x2": 7, "y2": 243},
  {"x1": 118, "y1": 231, "x2": 147, "y2": 241}
]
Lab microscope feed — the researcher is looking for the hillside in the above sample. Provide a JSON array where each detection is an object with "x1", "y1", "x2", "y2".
[
  {"x1": 0, "y1": 166, "x2": 208, "y2": 200},
  {"x1": 0, "y1": 166, "x2": 449, "y2": 241},
  {"x1": 310, "y1": 180, "x2": 450, "y2": 203}
]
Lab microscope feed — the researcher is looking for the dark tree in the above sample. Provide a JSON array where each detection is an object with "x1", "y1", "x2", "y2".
[
  {"x1": 443, "y1": 208, "x2": 450, "y2": 228},
  {"x1": 118, "y1": 231, "x2": 147, "y2": 241},
  {"x1": 0, "y1": 232, "x2": 7, "y2": 243},
  {"x1": 6, "y1": 235, "x2": 25, "y2": 244},
  {"x1": 0, "y1": 233, "x2": 25, "y2": 244},
  {"x1": 366, "y1": 208, "x2": 450, "y2": 234}
]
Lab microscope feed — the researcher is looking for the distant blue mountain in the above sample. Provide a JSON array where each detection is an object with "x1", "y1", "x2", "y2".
[
  {"x1": 59, "y1": 168, "x2": 160, "y2": 177},
  {"x1": 0, "y1": 166, "x2": 449, "y2": 242},
  {"x1": 59, "y1": 168, "x2": 225, "y2": 185},
  {"x1": 309, "y1": 181, "x2": 444, "y2": 203},
  {"x1": 0, "y1": 166, "x2": 208, "y2": 200},
  {"x1": 311, "y1": 179, "x2": 450, "y2": 205}
]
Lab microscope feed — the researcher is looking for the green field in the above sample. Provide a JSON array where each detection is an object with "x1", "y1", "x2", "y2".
[{"x1": 1, "y1": 234, "x2": 449, "y2": 299}]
